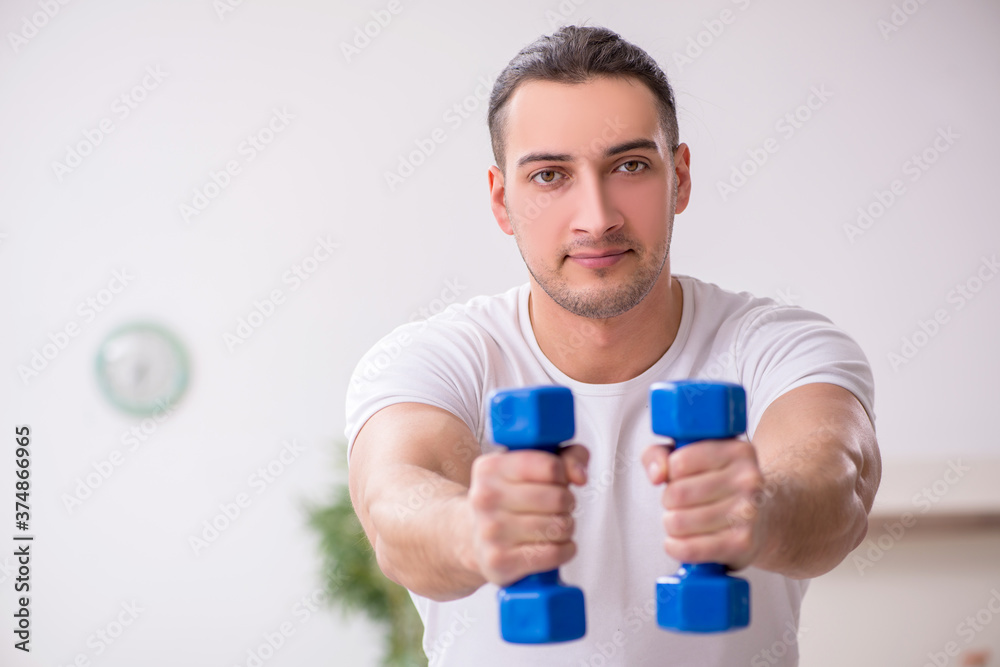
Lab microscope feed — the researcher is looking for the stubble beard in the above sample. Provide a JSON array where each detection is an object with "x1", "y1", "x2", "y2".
[{"x1": 507, "y1": 188, "x2": 676, "y2": 320}]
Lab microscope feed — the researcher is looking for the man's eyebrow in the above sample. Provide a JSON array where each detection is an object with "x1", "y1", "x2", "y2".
[
  {"x1": 514, "y1": 138, "x2": 661, "y2": 170},
  {"x1": 515, "y1": 150, "x2": 572, "y2": 170},
  {"x1": 604, "y1": 138, "x2": 659, "y2": 157}
]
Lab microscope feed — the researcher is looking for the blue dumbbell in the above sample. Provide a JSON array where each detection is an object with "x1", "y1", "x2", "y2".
[
  {"x1": 488, "y1": 385, "x2": 586, "y2": 644},
  {"x1": 649, "y1": 380, "x2": 751, "y2": 633}
]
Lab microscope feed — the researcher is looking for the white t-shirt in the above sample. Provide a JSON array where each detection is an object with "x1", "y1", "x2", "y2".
[{"x1": 345, "y1": 274, "x2": 876, "y2": 667}]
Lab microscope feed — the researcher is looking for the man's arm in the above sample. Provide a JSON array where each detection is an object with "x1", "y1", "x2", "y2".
[
  {"x1": 749, "y1": 382, "x2": 880, "y2": 577},
  {"x1": 642, "y1": 382, "x2": 881, "y2": 579},
  {"x1": 349, "y1": 401, "x2": 589, "y2": 602},
  {"x1": 349, "y1": 402, "x2": 485, "y2": 601}
]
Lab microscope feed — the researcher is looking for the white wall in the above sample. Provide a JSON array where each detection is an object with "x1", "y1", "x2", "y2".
[{"x1": 1, "y1": 0, "x2": 997, "y2": 665}]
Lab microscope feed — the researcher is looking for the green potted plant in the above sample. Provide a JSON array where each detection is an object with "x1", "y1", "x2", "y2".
[{"x1": 308, "y1": 452, "x2": 427, "y2": 667}]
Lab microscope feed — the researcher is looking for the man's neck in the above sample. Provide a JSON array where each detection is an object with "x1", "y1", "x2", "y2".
[{"x1": 528, "y1": 273, "x2": 683, "y2": 384}]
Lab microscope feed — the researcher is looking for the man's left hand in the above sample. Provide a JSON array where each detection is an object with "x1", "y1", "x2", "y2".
[{"x1": 641, "y1": 439, "x2": 770, "y2": 571}]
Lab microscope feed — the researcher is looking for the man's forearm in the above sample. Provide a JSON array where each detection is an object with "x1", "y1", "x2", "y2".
[
  {"x1": 753, "y1": 453, "x2": 871, "y2": 578},
  {"x1": 361, "y1": 464, "x2": 487, "y2": 601},
  {"x1": 746, "y1": 383, "x2": 881, "y2": 579}
]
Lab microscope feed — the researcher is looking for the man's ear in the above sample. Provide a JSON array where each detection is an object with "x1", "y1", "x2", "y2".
[
  {"x1": 488, "y1": 165, "x2": 514, "y2": 236},
  {"x1": 673, "y1": 143, "x2": 692, "y2": 215}
]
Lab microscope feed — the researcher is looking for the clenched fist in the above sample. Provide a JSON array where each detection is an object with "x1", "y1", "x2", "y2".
[
  {"x1": 642, "y1": 439, "x2": 770, "y2": 571},
  {"x1": 467, "y1": 445, "x2": 589, "y2": 586}
]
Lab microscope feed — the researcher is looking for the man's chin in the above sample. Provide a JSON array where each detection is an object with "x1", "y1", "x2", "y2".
[{"x1": 551, "y1": 285, "x2": 649, "y2": 320}]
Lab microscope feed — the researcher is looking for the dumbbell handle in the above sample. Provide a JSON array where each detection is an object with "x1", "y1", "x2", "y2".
[{"x1": 508, "y1": 570, "x2": 560, "y2": 587}]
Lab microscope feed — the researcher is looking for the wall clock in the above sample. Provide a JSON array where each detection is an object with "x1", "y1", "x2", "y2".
[{"x1": 95, "y1": 322, "x2": 190, "y2": 416}]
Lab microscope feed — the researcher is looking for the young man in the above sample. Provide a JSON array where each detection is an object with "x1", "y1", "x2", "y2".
[{"x1": 346, "y1": 25, "x2": 880, "y2": 666}]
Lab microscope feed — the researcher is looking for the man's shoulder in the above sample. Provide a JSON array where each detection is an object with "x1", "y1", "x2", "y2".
[
  {"x1": 677, "y1": 274, "x2": 785, "y2": 322},
  {"x1": 347, "y1": 284, "x2": 529, "y2": 411},
  {"x1": 677, "y1": 273, "x2": 840, "y2": 348}
]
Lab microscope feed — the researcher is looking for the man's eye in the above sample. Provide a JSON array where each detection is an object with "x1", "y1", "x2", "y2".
[
  {"x1": 617, "y1": 160, "x2": 648, "y2": 174},
  {"x1": 531, "y1": 170, "x2": 563, "y2": 184}
]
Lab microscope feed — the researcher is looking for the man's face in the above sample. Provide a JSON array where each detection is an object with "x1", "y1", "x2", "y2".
[{"x1": 488, "y1": 76, "x2": 690, "y2": 320}]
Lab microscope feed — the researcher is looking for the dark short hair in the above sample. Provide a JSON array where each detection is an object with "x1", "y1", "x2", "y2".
[{"x1": 487, "y1": 25, "x2": 680, "y2": 173}]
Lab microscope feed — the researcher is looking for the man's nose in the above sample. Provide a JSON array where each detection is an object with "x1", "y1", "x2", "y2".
[{"x1": 571, "y1": 173, "x2": 623, "y2": 238}]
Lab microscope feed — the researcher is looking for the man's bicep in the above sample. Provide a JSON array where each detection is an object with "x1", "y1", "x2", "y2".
[
  {"x1": 352, "y1": 402, "x2": 481, "y2": 483},
  {"x1": 348, "y1": 402, "x2": 482, "y2": 531}
]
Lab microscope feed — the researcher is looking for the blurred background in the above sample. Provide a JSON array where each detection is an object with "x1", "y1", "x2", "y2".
[{"x1": 1, "y1": 0, "x2": 998, "y2": 665}]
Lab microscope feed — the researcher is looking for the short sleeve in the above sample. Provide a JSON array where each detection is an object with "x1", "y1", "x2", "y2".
[
  {"x1": 343, "y1": 317, "x2": 489, "y2": 463},
  {"x1": 734, "y1": 304, "x2": 876, "y2": 440}
]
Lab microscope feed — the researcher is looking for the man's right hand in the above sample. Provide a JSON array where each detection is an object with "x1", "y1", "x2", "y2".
[
  {"x1": 351, "y1": 402, "x2": 587, "y2": 601},
  {"x1": 466, "y1": 444, "x2": 590, "y2": 587}
]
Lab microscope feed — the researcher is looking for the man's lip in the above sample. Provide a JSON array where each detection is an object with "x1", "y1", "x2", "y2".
[
  {"x1": 568, "y1": 249, "x2": 629, "y2": 259},
  {"x1": 567, "y1": 249, "x2": 630, "y2": 269}
]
